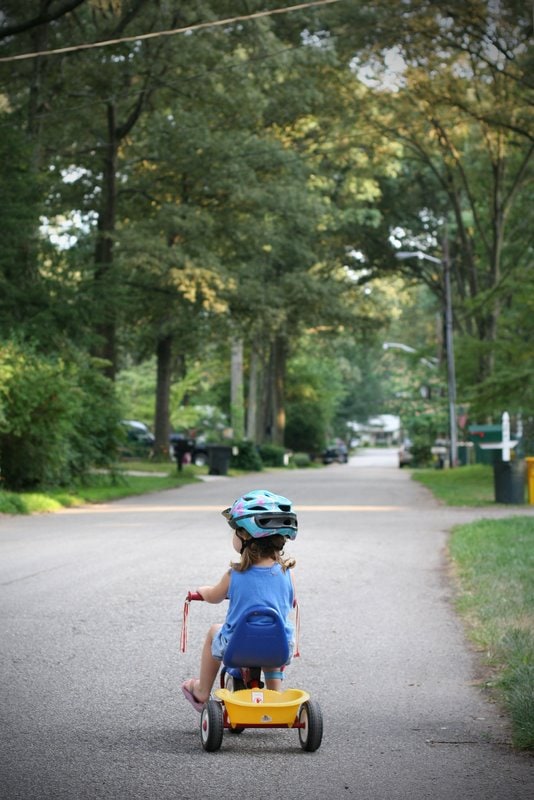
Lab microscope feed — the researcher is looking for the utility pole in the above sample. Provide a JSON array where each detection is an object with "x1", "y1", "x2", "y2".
[
  {"x1": 395, "y1": 238, "x2": 458, "y2": 467},
  {"x1": 443, "y1": 235, "x2": 457, "y2": 467}
]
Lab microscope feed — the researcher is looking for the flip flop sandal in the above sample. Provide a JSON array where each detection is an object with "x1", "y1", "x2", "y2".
[{"x1": 181, "y1": 680, "x2": 205, "y2": 712}]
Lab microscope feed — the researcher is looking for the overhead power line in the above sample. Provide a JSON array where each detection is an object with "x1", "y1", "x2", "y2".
[{"x1": 0, "y1": 0, "x2": 340, "y2": 63}]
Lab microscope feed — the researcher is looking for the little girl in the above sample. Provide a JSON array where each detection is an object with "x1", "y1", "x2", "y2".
[{"x1": 182, "y1": 489, "x2": 297, "y2": 711}]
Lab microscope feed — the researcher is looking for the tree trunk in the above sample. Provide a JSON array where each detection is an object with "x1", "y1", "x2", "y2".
[
  {"x1": 154, "y1": 333, "x2": 173, "y2": 459},
  {"x1": 246, "y1": 340, "x2": 260, "y2": 442},
  {"x1": 230, "y1": 337, "x2": 245, "y2": 440},
  {"x1": 270, "y1": 335, "x2": 287, "y2": 446}
]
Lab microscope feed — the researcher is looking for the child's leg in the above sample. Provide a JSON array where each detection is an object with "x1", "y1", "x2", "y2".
[
  {"x1": 191, "y1": 623, "x2": 222, "y2": 702},
  {"x1": 265, "y1": 677, "x2": 283, "y2": 691},
  {"x1": 263, "y1": 667, "x2": 285, "y2": 692}
]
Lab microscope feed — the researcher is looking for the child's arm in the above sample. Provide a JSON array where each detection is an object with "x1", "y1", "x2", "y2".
[{"x1": 197, "y1": 570, "x2": 231, "y2": 604}]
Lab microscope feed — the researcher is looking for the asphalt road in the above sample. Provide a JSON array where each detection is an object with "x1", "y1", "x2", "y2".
[{"x1": 1, "y1": 450, "x2": 532, "y2": 799}]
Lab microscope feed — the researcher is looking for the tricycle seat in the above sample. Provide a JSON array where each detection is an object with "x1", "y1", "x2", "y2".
[{"x1": 223, "y1": 605, "x2": 290, "y2": 669}]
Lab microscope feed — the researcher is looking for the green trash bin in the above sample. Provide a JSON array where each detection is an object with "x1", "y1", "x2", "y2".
[
  {"x1": 207, "y1": 445, "x2": 232, "y2": 476},
  {"x1": 493, "y1": 460, "x2": 525, "y2": 504}
]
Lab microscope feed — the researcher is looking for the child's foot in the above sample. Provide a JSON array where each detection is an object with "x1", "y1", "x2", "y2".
[{"x1": 181, "y1": 679, "x2": 205, "y2": 712}]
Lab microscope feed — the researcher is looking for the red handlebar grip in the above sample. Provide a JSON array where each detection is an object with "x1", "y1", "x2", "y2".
[{"x1": 187, "y1": 591, "x2": 204, "y2": 601}]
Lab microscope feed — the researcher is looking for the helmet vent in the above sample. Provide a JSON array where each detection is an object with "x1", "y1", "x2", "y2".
[{"x1": 278, "y1": 504, "x2": 290, "y2": 511}]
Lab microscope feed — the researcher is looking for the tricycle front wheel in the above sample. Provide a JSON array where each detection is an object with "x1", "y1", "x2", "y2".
[
  {"x1": 298, "y1": 700, "x2": 323, "y2": 752},
  {"x1": 200, "y1": 699, "x2": 224, "y2": 752}
]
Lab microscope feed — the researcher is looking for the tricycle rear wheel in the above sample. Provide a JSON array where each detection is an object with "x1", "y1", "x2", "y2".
[{"x1": 298, "y1": 700, "x2": 323, "y2": 752}]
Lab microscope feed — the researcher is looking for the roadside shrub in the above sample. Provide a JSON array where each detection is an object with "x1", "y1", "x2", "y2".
[
  {"x1": 410, "y1": 438, "x2": 433, "y2": 467},
  {"x1": 0, "y1": 342, "x2": 121, "y2": 490},
  {"x1": 230, "y1": 440, "x2": 263, "y2": 472},
  {"x1": 0, "y1": 491, "x2": 27, "y2": 514},
  {"x1": 258, "y1": 444, "x2": 287, "y2": 467},
  {"x1": 290, "y1": 452, "x2": 312, "y2": 468}
]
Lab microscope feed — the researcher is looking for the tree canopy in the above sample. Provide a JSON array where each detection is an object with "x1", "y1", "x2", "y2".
[{"x1": 0, "y1": 0, "x2": 531, "y2": 482}]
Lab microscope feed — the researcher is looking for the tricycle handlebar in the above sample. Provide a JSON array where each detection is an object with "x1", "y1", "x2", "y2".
[{"x1": 187, "y1": 590, "x2": 204, "y2": 602}]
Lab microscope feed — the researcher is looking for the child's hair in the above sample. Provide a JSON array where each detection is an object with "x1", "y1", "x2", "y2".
[{"x1": 231, "y1": 529, "x2": 296, "y2": 572}]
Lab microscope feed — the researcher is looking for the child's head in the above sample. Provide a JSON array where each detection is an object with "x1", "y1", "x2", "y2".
[
  {"x1": 222, "y1": 489, "x2": 297, "y2": 572},
  {"x1": 231, "y1": 529, "x2": 295, "y2": 571},
  {"x1": 222, "y1": 489, "x2": 297, "y2": 539}
]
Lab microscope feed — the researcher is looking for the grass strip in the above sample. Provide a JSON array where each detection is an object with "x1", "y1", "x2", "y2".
[
  {"x1": 449, "y1": 516, "x2": 534, "y2": 749},
  {"x1": 412, "y1": 464, "x2": 495, "y2": 506},
  {"x1": 0, "y1": 464, "x2": 201, "y2": 514}
]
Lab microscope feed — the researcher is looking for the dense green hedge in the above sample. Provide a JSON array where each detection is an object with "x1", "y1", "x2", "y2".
[
  {"x1": 0, "y1": 342, "x2": 121, "y2": 490},
  {"x1": 230, "y1": 440, "x2": 263, "y2": 472},
  {"x1": 258, "y1": 444, "x2": 287, "y2": 467}
]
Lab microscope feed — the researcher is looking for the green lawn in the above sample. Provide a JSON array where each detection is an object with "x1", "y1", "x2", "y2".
[
  {"x1": 0, "y1": 461, "x2": 202, "y2": 514},
  {"x1": 411, "y1": 464, "x2": 533, "y2": 749},
  {"x1": 449, "y1": 516, "x2": 534, "y2": 750},
  {"x1": 411, "y1": 463, "x2": 495, "y2": 505}
]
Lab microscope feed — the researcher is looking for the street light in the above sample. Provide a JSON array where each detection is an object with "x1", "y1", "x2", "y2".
[
  {"x1": 383, "y1": 341, "x2": 439, "y2": 370},
  {"x1": 394, "y1": 244, "x2": 458, "y2": 467}
]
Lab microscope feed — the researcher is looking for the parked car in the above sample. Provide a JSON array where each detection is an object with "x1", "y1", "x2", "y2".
[
  {"x1": 398, "y1": 439, "x2": 413, "y2": 467},
  {"x1": 322, "y1": 442, "x2": 349, "y2": 464},
  {"x1": 120, "y1": 421, "x2": 210, "y2": 465},
  {"x1": 120, "y1": 420, "x2": 155, "y2": 457}
]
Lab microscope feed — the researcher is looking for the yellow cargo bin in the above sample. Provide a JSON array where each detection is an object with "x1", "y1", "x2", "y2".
[
  {"x1": 526, "y1": 457, "x2": 534, "y2": 504},
  {"x1": 214, "y1": 688, "x2": 309, "y2": 727}
]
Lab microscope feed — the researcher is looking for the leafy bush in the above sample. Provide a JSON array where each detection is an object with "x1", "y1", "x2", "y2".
[
  {"x1": 405, "y1": 411, "x2": 443, "y2": 467},
  {"x1": 0, "y1": 342, "x2": 121, "y2": 490},
  {"x1": 410, "y1": 438, "x2": 433, "y2": 467},
  {"x1": 230, "y1": 440, "x2": 263, "y2": 472},
  {"x1": 258, "y1": 444, "x2": 287, "y2": 467},
  {"x1": 0, "y1": 491, "x2": 26, "y2": 514},
  {"x1": 289, "y1": 452, "x2": 312, "y2": 468}
]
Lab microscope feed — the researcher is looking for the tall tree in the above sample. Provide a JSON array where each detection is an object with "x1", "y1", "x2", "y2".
[{"x1": 334, "y1": 0, "x2": 533, "y2": 411}]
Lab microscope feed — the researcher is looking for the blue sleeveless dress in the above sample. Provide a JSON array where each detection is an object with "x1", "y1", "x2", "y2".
[{"x1": 211, "y1": 563, "x2": 294, "y2": 662}]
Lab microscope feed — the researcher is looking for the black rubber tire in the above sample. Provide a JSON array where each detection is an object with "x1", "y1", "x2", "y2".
[
  {"x1": 298, "y1": 700, "x2": 323, "y2": 752},
  {"x1": 224, "y1": 673, "x2": 246, "y2": 692},
  {"x1": 227, "y1": 724, "x2": 245, "y2": 735},
  {"x1": 222, "y1": 673, "x2": 245, "y2": 733},
  {"x1": 200, "y1": 699, "x2": 224, "y2": 752}
]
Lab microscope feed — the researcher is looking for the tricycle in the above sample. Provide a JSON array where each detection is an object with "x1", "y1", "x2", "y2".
[{"x1": 181, "y1": 591, "x2": 323, "y2": 752}]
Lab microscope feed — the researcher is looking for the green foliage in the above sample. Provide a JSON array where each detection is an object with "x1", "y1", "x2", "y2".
[
  {"x1": 0, "y1": 467, "x2": 199, "y2": 514},
  {"x1": 289, "y1": 452, "x2": 313, "y2": 468},
  {"x1": 0, "y1": 116, "x2": 46, "y2": 341},
  {"x1": 285, "y1": 342, "x2": 346, "y2": 454},
  {"x1": 449, "y1": 517, "x2": 534, "y2": 749},
  {"x1": 116, "y1": 360, "x2": 157, "y2": 425},
  {"x1": 0, "y1": 0, "x2": 532, "y2": 468},
  {"x1": 230, "y1": 440, "x2": 263, "y2": 472},
  {"x1": 0, "y1": 491, "x2": 26, "y2": 514},
  {"x1": 258, "y1": 444, "x2": 287, "y2": 467},
  {"x1": 0, "y1": 342, "x2": 121, "y2": 490},
  {"x1": 403, "y1": 412, "x2": 443, "y2": 467}
]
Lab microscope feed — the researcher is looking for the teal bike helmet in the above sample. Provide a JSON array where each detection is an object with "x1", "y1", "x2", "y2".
[{"x1": 222, "y1": 489, "x2": 298, "y2": 540}]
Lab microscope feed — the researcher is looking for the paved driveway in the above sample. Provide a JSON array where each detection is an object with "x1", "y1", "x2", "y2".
[{"x1": 1, "y1": 453, "x2": 532, "y2": 799}]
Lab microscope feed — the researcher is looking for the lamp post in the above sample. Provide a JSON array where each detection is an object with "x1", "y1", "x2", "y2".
[
  {"x1": 383, "y1": 341, "x2": 439, "y2": 370},
  {"x1": 395, "y1": 244, "x2": 458, "y2": 467}
]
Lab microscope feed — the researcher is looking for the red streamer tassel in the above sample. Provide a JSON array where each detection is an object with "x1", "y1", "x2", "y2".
[{"x1": 294, "y1": 598, "x2": 301, "y2": 658}]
